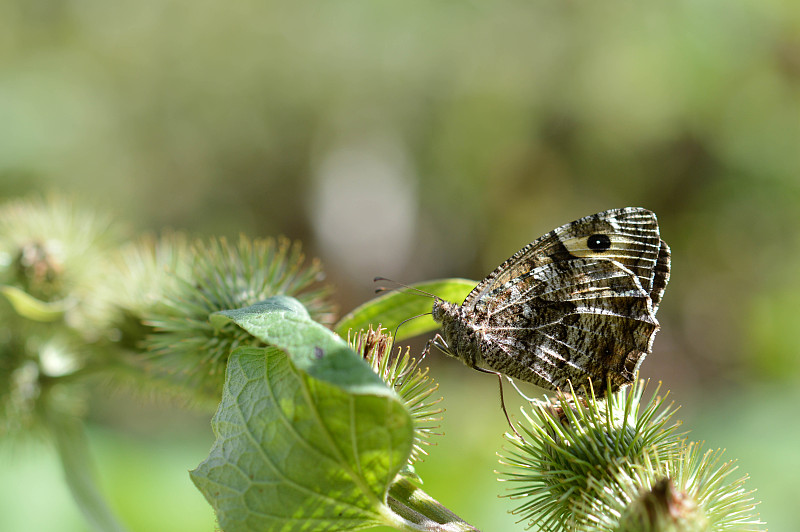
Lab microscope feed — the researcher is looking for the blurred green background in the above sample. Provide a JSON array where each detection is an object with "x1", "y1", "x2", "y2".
[{"x1": 1, "y1": 0, "x2": 798, "y2": 530}]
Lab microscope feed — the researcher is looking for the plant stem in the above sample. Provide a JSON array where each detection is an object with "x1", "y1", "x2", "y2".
[
  {"x1": 47, "y1": 412, "x2": 128, "y2": 532},
  {"x1": 386, "y1": 476, "x2": 481, "y2": 532}
]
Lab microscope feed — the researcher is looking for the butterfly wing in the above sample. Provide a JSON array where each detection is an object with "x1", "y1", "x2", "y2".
[
  {"x1": 463, "y1": 207, "x2": 669, "y2": 313},
  {"x1": 650, "y1": 239, "x2": 671, "y2": 314},
  {"x1": 472, "y1": 258, "x2": 659, "y2": 393}
]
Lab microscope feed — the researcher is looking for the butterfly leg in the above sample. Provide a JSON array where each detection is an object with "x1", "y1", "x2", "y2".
[
  {"x1": 420, "y1": 338, "x2": 434, "y2": 363},
  {"x1": 505, "y1": 376, "x2": 537, "y2": 403},
  {"x1": 431, "y1": 333, "x2": 450, "y2": 356},
  {"x1": 472, "y1": 366, "x2": 523, "y2": 439}
]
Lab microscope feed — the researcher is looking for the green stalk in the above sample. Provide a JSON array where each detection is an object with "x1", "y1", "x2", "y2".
[
  {"x1": 47, "y1": 413, "x2": 128, "y2": 532},
  {"x1": 387, "y1": 476, "x2": 481, "y2": 532}
]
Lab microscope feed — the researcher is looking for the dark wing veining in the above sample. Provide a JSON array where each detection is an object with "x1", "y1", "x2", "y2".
[
  {"x1": 471, "y1": 258, "x2": 659, "y2": 392},
  {"x1": 462, "y1": 207, "x2": 664, "y2": 313},
  {"x1": 650, "y1": 239, "x2": 671, "y2": 314}
]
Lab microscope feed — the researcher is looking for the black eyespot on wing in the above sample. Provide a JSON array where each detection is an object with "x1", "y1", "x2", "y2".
[{"x1": 587, "y1": 234, "x2": 611, "y2": 251}]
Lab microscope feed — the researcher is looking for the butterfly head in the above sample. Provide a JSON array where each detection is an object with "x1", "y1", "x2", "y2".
[{"x1": 431, "y1": 297, "x2": 458, "y2": 325}]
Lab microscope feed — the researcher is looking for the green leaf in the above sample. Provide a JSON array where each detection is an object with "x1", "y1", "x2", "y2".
[
  {"x1": 0, "y1": 284, "x2": 72, "y2": 321},
  {"x1": 333, "y1": 279, "x2": 476, "y2": 341},
  {"x1": 210, "y1": 296, "x2": 391, "y2": 396},
  {"x1": 190, "y1": 346, "x2": 414, "y2": 532},
  {"x1": 197, "y1": 296, "x2": 415, "y2": 531},
  {"x1": 198, "y1": 296, "x2": 478, "y2": 531}
]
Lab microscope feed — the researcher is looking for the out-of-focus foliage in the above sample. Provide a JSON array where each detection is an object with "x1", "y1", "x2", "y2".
[
  {"x1": 1, "y1": 0, "x2": 797, "y2": 391},
  {"x1": 1, "y1": 0, "x2": 798, "y2": 529}
]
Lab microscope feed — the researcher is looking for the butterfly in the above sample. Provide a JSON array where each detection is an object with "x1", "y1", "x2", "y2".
[{"x1": 431, "y1": 207, "x2": 670, "y2": 397}]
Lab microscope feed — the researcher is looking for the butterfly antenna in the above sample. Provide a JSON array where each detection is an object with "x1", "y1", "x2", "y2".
[
  {"x1": 373, "y1": 277, "x2": 437, "y2": 360},
  {"x1": 374, "y1": 277, "x2": 438, "y2": 299},
  {"x1": 392, "y1": 311, "x2": 433, "y2": 341}
]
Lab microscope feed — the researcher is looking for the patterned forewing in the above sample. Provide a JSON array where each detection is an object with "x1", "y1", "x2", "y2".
[
  {"x1": 463, "y1": 207, "x2": 662, "y2": 312},
  {"x1": 473, "y1": 259, "x2": 659, "y2": 392}
]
